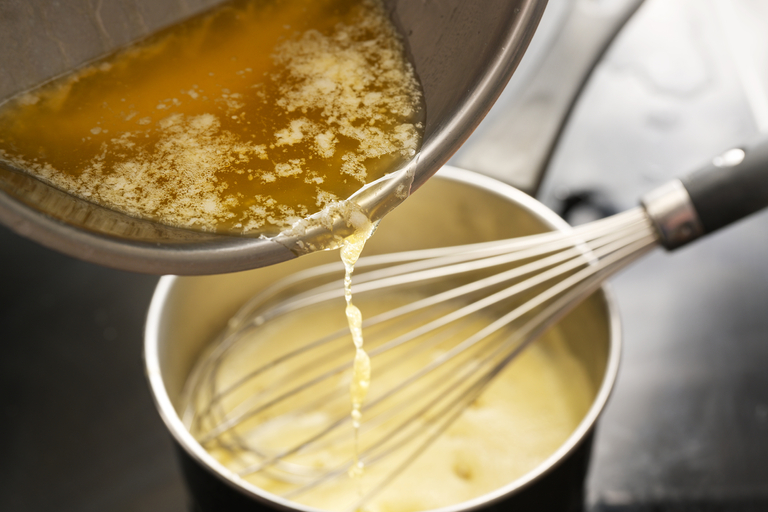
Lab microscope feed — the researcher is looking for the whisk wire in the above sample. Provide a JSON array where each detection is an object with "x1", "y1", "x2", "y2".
[{"x1": 183, "y1": 207, "x2": 660, "y2": 507}]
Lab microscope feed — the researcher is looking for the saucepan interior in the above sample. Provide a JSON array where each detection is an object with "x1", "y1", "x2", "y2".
[{"x1": 144, "y1": 166, "x2": 619, "y2": 512}]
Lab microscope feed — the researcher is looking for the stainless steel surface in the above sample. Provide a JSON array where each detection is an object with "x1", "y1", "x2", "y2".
[
  {"x1": 0, "y1": 0, "x2": 547, "y2": 275},
  {"x1": 640, "y1": 180, "x2": 703, "y2": 250},
  {"x1": 450, "y1": 0, "x2": 644, "y2": 194},
  {"x1": 145, "y1": 168, "x2": 620, "y2": 511},
  {"x1": 713, "y1": 148, "x2": 746, "y2": 169},
  {"x1": 0, "y1": 0, "x2": 223, "y2": 100}
]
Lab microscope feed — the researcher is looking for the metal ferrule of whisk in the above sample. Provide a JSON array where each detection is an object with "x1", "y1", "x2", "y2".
[
  {"x1": 641, "y1": 179, "x2": 704, "y2": 250},
  {"x1": 642, "y1": 141, "x2": 767, "y2": 251}
]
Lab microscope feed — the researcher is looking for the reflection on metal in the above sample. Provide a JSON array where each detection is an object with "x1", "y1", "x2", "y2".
[
  {"x1": 712, "y1": 148, "x2": 746, "y2": 168},
  {"x1": 712, "y1": 0, "x2": 768, "y2": 133},
  {"x1": 451, "y1": 0, "x2": 645, "y2": 194},
  {"x1": 641, "y1": 179, "x2": 703, "y2": 250},
  {"x1": 0, "y1": 0, "x2": 227, "y2": 103}
]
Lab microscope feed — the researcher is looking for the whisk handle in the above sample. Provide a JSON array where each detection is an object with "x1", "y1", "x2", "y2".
[
  {"x1": 683, "y1": 138, "x2": 768, "y2": 235},
  {"x1": 642, "y1": 138, "x2": 768, "y2": 250}
]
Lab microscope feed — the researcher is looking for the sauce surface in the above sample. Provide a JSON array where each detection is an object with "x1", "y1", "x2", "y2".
[
  {"x1": 184, "y1": 288, "x2": 595, "y2": 512},
  {"x1": 0, "y1": 0, "x2": 423, "y2": 235}
]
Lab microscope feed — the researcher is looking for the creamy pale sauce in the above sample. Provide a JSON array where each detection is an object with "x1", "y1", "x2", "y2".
[
  {"x1": 0, "y1": 0, "x2": 423, "y2": 235},
  {"x1": 184, "y1": 285, "x2": 595, "y2": 512}
]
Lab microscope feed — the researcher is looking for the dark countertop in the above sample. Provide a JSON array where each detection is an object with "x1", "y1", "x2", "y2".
[{"x1": 0, "y1": 228, "x2": 186, "y2": 512}]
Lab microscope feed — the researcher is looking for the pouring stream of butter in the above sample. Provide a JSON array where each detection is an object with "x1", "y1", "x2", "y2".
[{"x1": 340, "y1": 212, "x2": 376, "y2": 488}]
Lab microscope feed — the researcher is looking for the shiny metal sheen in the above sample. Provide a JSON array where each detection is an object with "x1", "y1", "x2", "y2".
[
  {"x1": 641, "y1": 179, "x2": 704, "y2": 250},
  {"x1": 713, "y1": 148, "x2": 746, "y2": 168},
  {"x1": 145, "y1": 167, "x2": 621, "y2": 512},
  {"x1": 0, "y1": 0, "x2": 547, "y2": 275},
  {"x1": 451, "y1": 0, "x2": 645, "y2": 194}
]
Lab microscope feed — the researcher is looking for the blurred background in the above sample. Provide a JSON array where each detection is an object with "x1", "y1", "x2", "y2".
[{"x1": 2, "y1": 0, "x2": 768, "y2": 510}]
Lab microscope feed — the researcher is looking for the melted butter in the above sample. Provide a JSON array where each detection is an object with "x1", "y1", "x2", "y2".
[
  {"x1": 0, "y1": 0, "x2": 424, "y2": 235},
  {"x1": 339, "y1": 212, "x2": 376, "y2": 483}
]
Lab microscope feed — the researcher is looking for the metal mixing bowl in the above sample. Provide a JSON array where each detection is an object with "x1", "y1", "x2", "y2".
[
  {"x1": 144, "y1": 167, "x2": 620, "y2": 511},
  {"x1": 0, "y1": 0, "x2": 547, "y2": 274}
]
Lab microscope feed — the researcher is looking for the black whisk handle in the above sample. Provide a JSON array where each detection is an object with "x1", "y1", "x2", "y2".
[
  {"x1": 682, "y1": 137, "x2": 768, "y2": 235},
  {"x1": 641, "y1": 137, "x2": 768, "y2": 250}
]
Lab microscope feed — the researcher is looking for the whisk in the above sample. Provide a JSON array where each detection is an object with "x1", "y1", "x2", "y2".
[{"x1": 181, "y1": 140, "x2": 768, "y2": 509}]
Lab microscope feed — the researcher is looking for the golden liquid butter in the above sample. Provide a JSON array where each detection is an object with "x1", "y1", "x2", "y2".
[
  {"x1": 0, "y1": 0, "x2": 424, "y2": 235},
  {"x1": 185, "y1": 289, "x2": 594, "y2": 512},
  {"x1": 339, "y1": 214, "x2": 376, "y2": 482}
]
